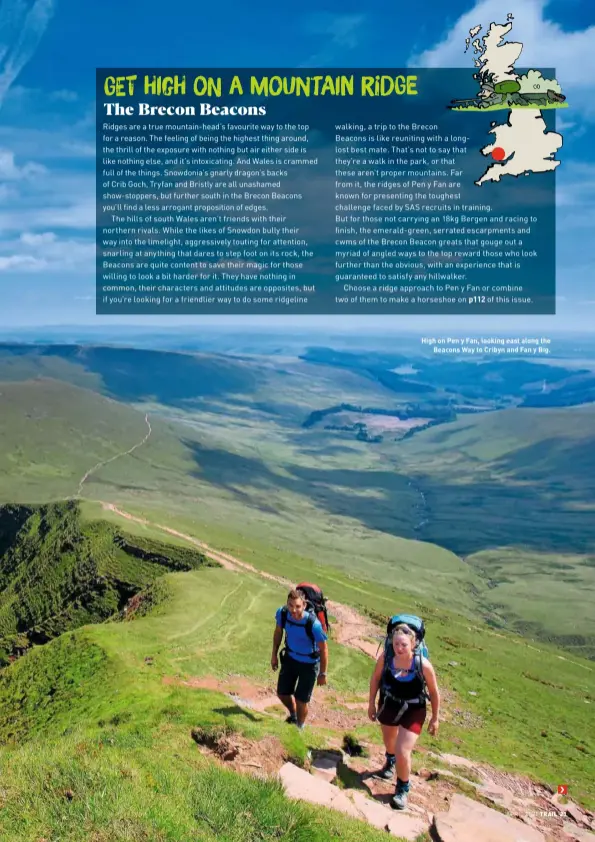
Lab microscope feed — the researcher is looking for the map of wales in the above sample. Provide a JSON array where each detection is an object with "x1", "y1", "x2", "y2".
[{"x1": 449, "y1": 13, "x2": 566, "y2": 185}]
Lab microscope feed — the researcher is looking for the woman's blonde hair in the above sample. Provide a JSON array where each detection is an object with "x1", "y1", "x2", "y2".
[{"x1": 391, "y1": 624, "x2": 418, "y2": 645}]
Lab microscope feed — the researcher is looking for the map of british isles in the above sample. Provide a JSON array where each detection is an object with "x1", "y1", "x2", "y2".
[{"x1": 449, "y1": 13, "x2": 567, "y2": 185}]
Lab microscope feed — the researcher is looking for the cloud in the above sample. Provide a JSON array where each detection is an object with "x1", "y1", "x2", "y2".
[
  {"x1": 0, "y1": 253, "x2": 45, "y2": 270},
  {"x1": 0, "y1": 147, "x2": 45, "y2": 178},
  {"x1": 409, "y1": 0, "x2": 595, "y2": 118},
  {"x1": 0, "y1": 125, "x2": 97, "y2": 160},
  {"x1": 0, "y1": 230, "x2": 95, "y2": 272},
  {"x1": 0, "y1": 160, "x2": 96, "y2": 233},
  {"x1": 0, "y1": 0, "x2": 55, "y2": 109},
  {"x1": 35, "y1": 199, "x2": 96, "y2": 229},
  {"x1": 61, "y1": 140, "x2": 95, "y2": 158},
  {"x1": 557, "y1": 161, "x2": 595, "y2": 203}
]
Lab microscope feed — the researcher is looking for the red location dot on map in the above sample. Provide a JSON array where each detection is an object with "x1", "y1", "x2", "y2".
[{"x1": 492, "y1": 147, "x2": 506, "y2": 161}]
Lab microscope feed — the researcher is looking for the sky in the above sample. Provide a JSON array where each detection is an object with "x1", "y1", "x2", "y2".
[{"x1": 0, "y1": 0, "x2": 593, "y2": 332}]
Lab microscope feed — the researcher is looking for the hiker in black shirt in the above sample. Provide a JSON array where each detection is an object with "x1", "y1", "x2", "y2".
[{"x1": 368, "y1": 623, "x2": 440, "y2": 810}]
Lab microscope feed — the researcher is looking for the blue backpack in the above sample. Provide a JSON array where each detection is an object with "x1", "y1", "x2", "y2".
[
  {"x1": 379, "y1": 614, "x2": 429, "y2": 700},
  {"x1": 385, "y1": 614, "x2": 429, "y2": 659}
]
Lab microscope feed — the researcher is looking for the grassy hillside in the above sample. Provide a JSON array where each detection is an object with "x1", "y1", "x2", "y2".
[
  {"x1": 465, "y1": 547, "x2": 595, "y2": 659},
  {"x1": 0, "y1": 343, "x2": 260, "y2": 406},
  {"x1": 0, "y1": 367, "x2": 481, "y2": 615},
  {"x1": 0, "y1": 553, "x2": 593, "y2": 842},
  {"x1": 0, "y1": 564, "x2": 403, "y2": 842},
  {"x1": 396, "y1": 405, "x2": 595, "y2": 553},
  {"x1": 0, "y1": 501, "x2": 213, "y2": 665},
  {"x1": 400, "y1": 404, "x2": 595, "y2": 480},
  {"x1": 2, "y1": 344, "x2": 594, "y2": 660},
  {"x1": 78, "y1": 507, "x2": 595, "y2": 809},
  {"x1": 396, "y1": 406, "x2": 595, "y2": 658},
  {"x1": 0, "y1": 379, "x2": 156, "y2": 502}
]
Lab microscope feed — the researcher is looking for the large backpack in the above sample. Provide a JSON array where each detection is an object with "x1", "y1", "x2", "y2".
[
  {"x1": 379, "y1": 613, "x2": 429, "y2": 700},
  {"x1": 279, "y1": 583, "x2": 329, "y2": 662},
  {"x1": 296, "y1": 582, "x2": 330, "y2": 633}
]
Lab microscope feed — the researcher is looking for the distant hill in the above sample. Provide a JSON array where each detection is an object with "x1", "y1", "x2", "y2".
[
  {"x1": 398, "y1": 406, "x2": 595, "y2": 658},
  {"x1": 521, "y1": 373, "x2": 595, "y2": 407},
  {"x1": 0, "y1": 342, "x2": 260, "y2": 406},
  {"x1": 2, "y1": 341, "x2": 594, "y2": 660},
  {"x1": 401, "y1": 404, "x2": 595, "y2": 493},
  {"x1": 299, "y1": 346, "x2": 587, "y2": 404},
  {"x1": 0, "y1": 501, "x2": 212, "y2": 665},
  {"x1": 399, "y1": 404, "x2": 595, "y2": 553}
]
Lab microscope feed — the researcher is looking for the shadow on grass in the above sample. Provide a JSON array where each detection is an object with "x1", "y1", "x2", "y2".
[
  {"x1": 182, "y1": 438, "x2": 595, "y2": 556},
  {"x1": 213, "y1": 705, "x2": 262, "y2": 723}
]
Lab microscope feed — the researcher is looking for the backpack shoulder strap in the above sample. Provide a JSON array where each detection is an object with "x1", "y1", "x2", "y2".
[
  {"x1": 414, "y1": 650, "x2": 429, "y2": 696},
  {"x1": 304, "y1": 612, "x2": 320, "y2": 658},
  {"x1": 280, "y1": 606, "x2": 288, "y2": 630},
  {"x1": 414, "y1": 650, "x2": 423, "y2": 676},
  {"x1": 380, "y1": 640, "x2": 392, "y2": 685}
]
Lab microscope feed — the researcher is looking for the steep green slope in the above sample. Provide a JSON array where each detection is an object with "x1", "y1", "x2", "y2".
[
  {"x1": 1, "y1": 372, "x2": 480, "y2": 615},
  {"x1": 0, "y1": 566, "x2": 397, "y2": 842},
  {"x1": 0, "y1": 559, "x2": 592, "y2": 842},
  {"x1": 0, "y1": 501, "x2": 213, "y2": 665}
]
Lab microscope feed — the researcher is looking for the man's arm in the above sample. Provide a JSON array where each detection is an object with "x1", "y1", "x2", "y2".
[
  {"x1": 271, "y1": 625, "x2": 283, "y2": 670},
  {"x1": 317, "y1": 640, "x2": 328, "y2": 684}
]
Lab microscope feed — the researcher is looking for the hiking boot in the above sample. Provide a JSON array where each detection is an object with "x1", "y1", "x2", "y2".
[
  {"x1": 391, "y1": 791, "x2": 408, "y2": 810},
  {"x1": 285, "y1": 714, "x2": 298, "y2": 725},
  {"x1": 374, "y1": 755, "x2": 396, "y2": 780}
]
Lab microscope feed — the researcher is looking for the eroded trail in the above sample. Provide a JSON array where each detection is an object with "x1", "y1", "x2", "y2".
[
  {"x1": 102, "y1": 503, "x2": 592, "y2": 841},
  {"x1": 76, "y1": 413, "x2": 152, "y2": 497},
  {"x1": 102, "y1": 502, "x2": 381, "y2": 660}
]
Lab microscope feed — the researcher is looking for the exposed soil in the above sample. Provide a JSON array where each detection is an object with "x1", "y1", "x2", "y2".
[
  {"x1": 186, "y1": 712, "x2": 590, "y2": 842},
  {"x1": 191, "y1": 725, "x2": 288, "y2": 778},
  {"x1": 102, "y1": 504, "x2": 291, "y2": 583},
  {"x1": 328, "y1": 600, "x2": 382, "y2": 659},
  {"x1": 164, "y1": 673, "x2": 369, "y2": 731},
  {"x1": 192, "y1": 717, "x2": 592, "y2": 842},
  {"x1": 107, "y1": 503, "x2": 594, "y2": 841}
]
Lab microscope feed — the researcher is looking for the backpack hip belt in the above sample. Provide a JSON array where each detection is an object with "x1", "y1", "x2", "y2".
[{"x1": 381, "y1": 687, "x2": 426, "y2": 706}]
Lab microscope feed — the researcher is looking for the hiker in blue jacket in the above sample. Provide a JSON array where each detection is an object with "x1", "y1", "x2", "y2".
[
  {"x1": 271, "y1": 588, "x2": 328, "y2": 730},
  {"x1": 368, "y1": 622, "x2": 440, "y2": 810}
]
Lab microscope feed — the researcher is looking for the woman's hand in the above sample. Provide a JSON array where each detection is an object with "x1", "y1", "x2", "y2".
[
  {"x1": 428, "y1": 716, "x2": 439, "y2": 736},
  {"x1": 368, "y1": 702, "x2": 377, "y2": 722},
  {"x1": 271, "y1": 655, "x2": 278, "y2": 672}
]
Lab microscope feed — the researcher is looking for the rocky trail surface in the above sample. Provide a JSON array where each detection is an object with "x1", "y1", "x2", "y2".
[{"x1": 106, "y1": 502, "x2": 595, "y2": 842}]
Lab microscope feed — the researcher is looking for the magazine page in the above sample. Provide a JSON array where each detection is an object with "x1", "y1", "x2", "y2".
[{"x1": 0, "y1": 2, "x2": 593, "y2": 840}]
